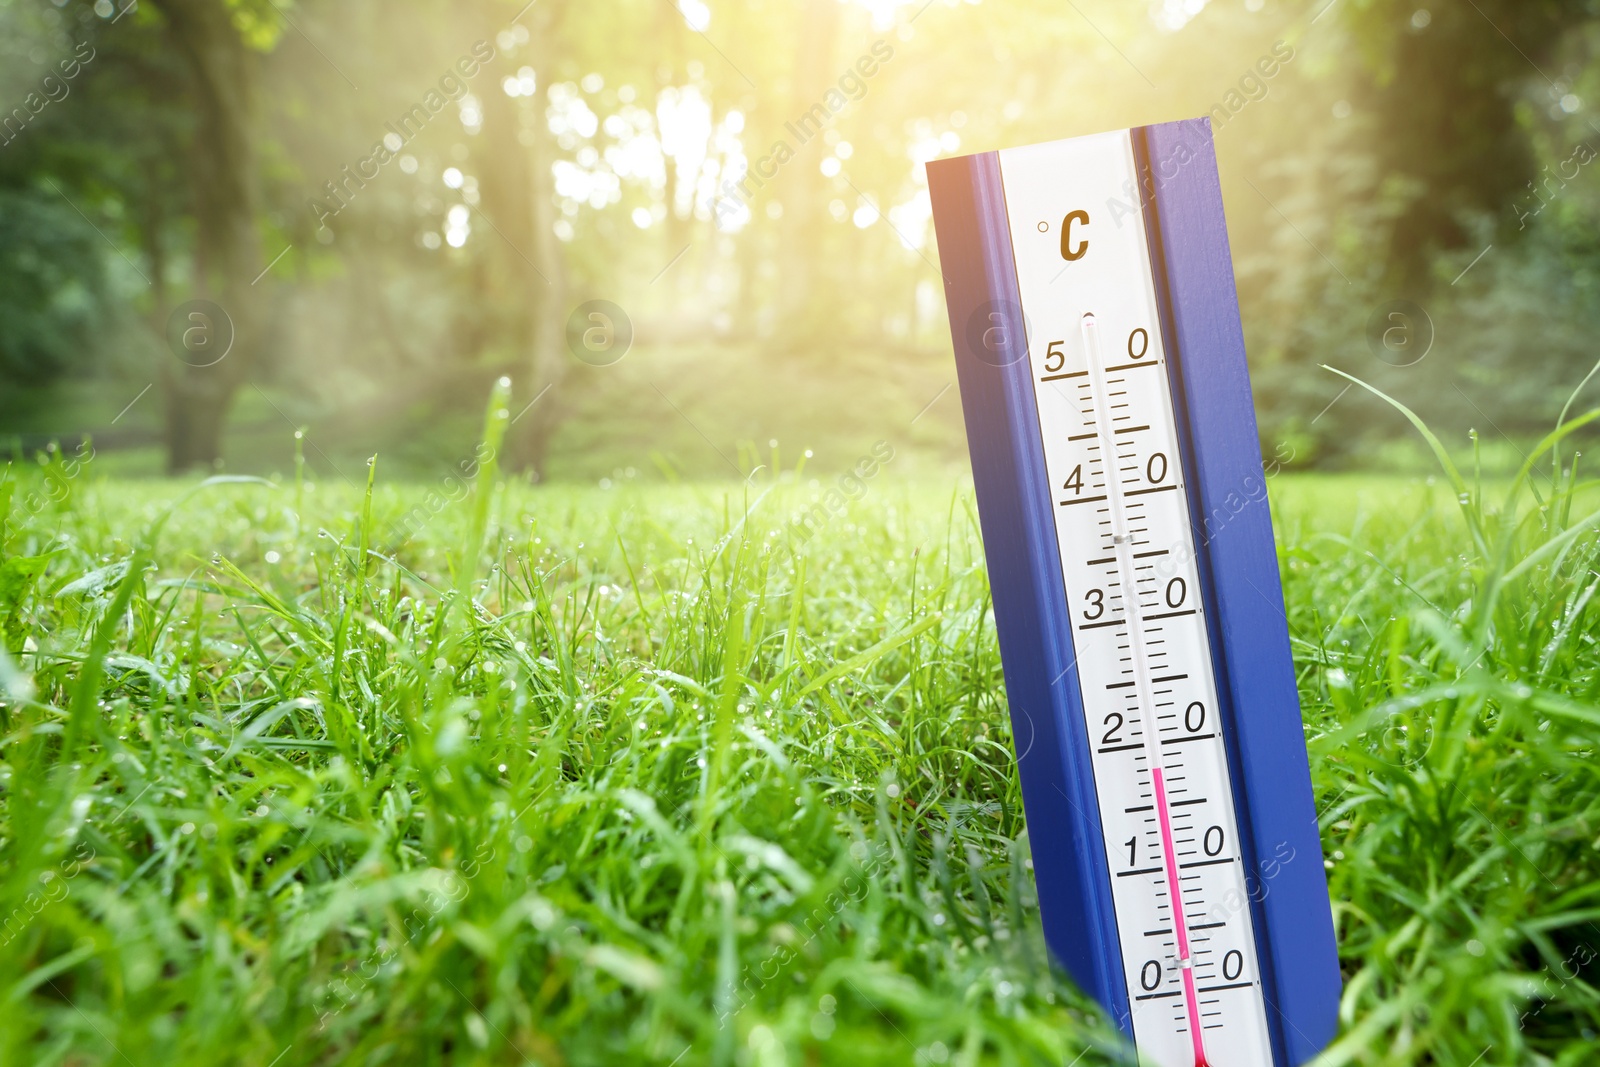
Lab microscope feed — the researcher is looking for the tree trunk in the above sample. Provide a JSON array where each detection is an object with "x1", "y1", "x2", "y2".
[
  {"x1": 774, "y1": 0, "x2": 841, "y2": 342},
  {"x1": 151, "y1": 0, "x2": 262, "y2": 472},
  {"x1": 732, "y1": 49, "x2": 781, "y2": 339},
  {"x1": 138, "y1": 154, "x2": 169, "y2": 340},
  {"x1": 505, "y1": 4, "x2": 569, "y2": 479}
]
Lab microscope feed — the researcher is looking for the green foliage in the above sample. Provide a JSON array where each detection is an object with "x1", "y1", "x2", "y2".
[
  {"x1": 1338, "y1": 0, "x2": 1582, "y2": 290},
  {"x1": 0, "y1": 552, "x2": 50, "y2": 655},
  {"x1": 0, "y1": 188, "x2": 106, "y2": 383},
  {"x1": 1, "y1": 384, "x2": 1600, "y2": 1062},
  {"x1": 1283, "y1": 377, "x2": 1600, "y2": 1065},
  {"x1": 12, "y1": 0, "x2": 1600, "y2": 469},
  {"x1": 0, "y1": 422, "x2": 1111, "y2": 1064},
  {"x1": 221, "y1": 0, "x2": 289, "y2": 52}
]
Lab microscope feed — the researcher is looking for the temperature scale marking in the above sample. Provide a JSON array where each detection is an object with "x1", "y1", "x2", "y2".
[{"x1": 927, "y1": 119, "x2": 1340, "y2": 1066}]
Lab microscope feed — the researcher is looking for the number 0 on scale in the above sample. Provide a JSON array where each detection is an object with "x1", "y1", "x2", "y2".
[{"x1": 928, "y1": 120, "x2": 1340, "y2": 1065}]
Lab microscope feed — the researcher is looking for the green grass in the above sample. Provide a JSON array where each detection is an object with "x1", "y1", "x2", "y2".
[{"x1": 3, "y1": 399, "x2": 1600, "y2": 1064}]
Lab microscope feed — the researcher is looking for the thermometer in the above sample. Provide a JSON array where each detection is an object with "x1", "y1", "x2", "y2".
[{"x1": 927, "y1": 119, "x2": 1339, "y2": 1066}]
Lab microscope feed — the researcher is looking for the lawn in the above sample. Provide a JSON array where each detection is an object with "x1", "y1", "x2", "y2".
[{"x1": 2, "y1": 422, "x2": 1599, "y2": 1065}]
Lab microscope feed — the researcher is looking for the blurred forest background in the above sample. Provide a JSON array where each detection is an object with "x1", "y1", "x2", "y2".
[{"x1": 2, "y1": 0, "x2": 1598, "y2": 480}]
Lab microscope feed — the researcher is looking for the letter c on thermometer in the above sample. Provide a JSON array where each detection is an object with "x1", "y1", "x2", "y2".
[{"x1": 1061, "y1": 209, "x2": 1089, "y2": 261}]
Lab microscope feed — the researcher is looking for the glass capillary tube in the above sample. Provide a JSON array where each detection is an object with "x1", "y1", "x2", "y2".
[{"x1": 1081, "y1": 311, "x2": 1210, "y2": 1067}]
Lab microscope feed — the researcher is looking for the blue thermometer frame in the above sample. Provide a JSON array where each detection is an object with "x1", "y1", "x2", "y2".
[{"x1": 926, "y1": 117, "x2": 1339, "y2": 1064}]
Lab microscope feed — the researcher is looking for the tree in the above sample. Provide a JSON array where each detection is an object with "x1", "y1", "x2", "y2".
[
  {"x1": 1341, "y1": 0, "x2": 1589, "y2": 293},
  {"x1": 503, "y1": 0, "x2": 570, "y2": 478},
  {"x1": 147, "y1": 0, "x2": 279, "y2": 471}
]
